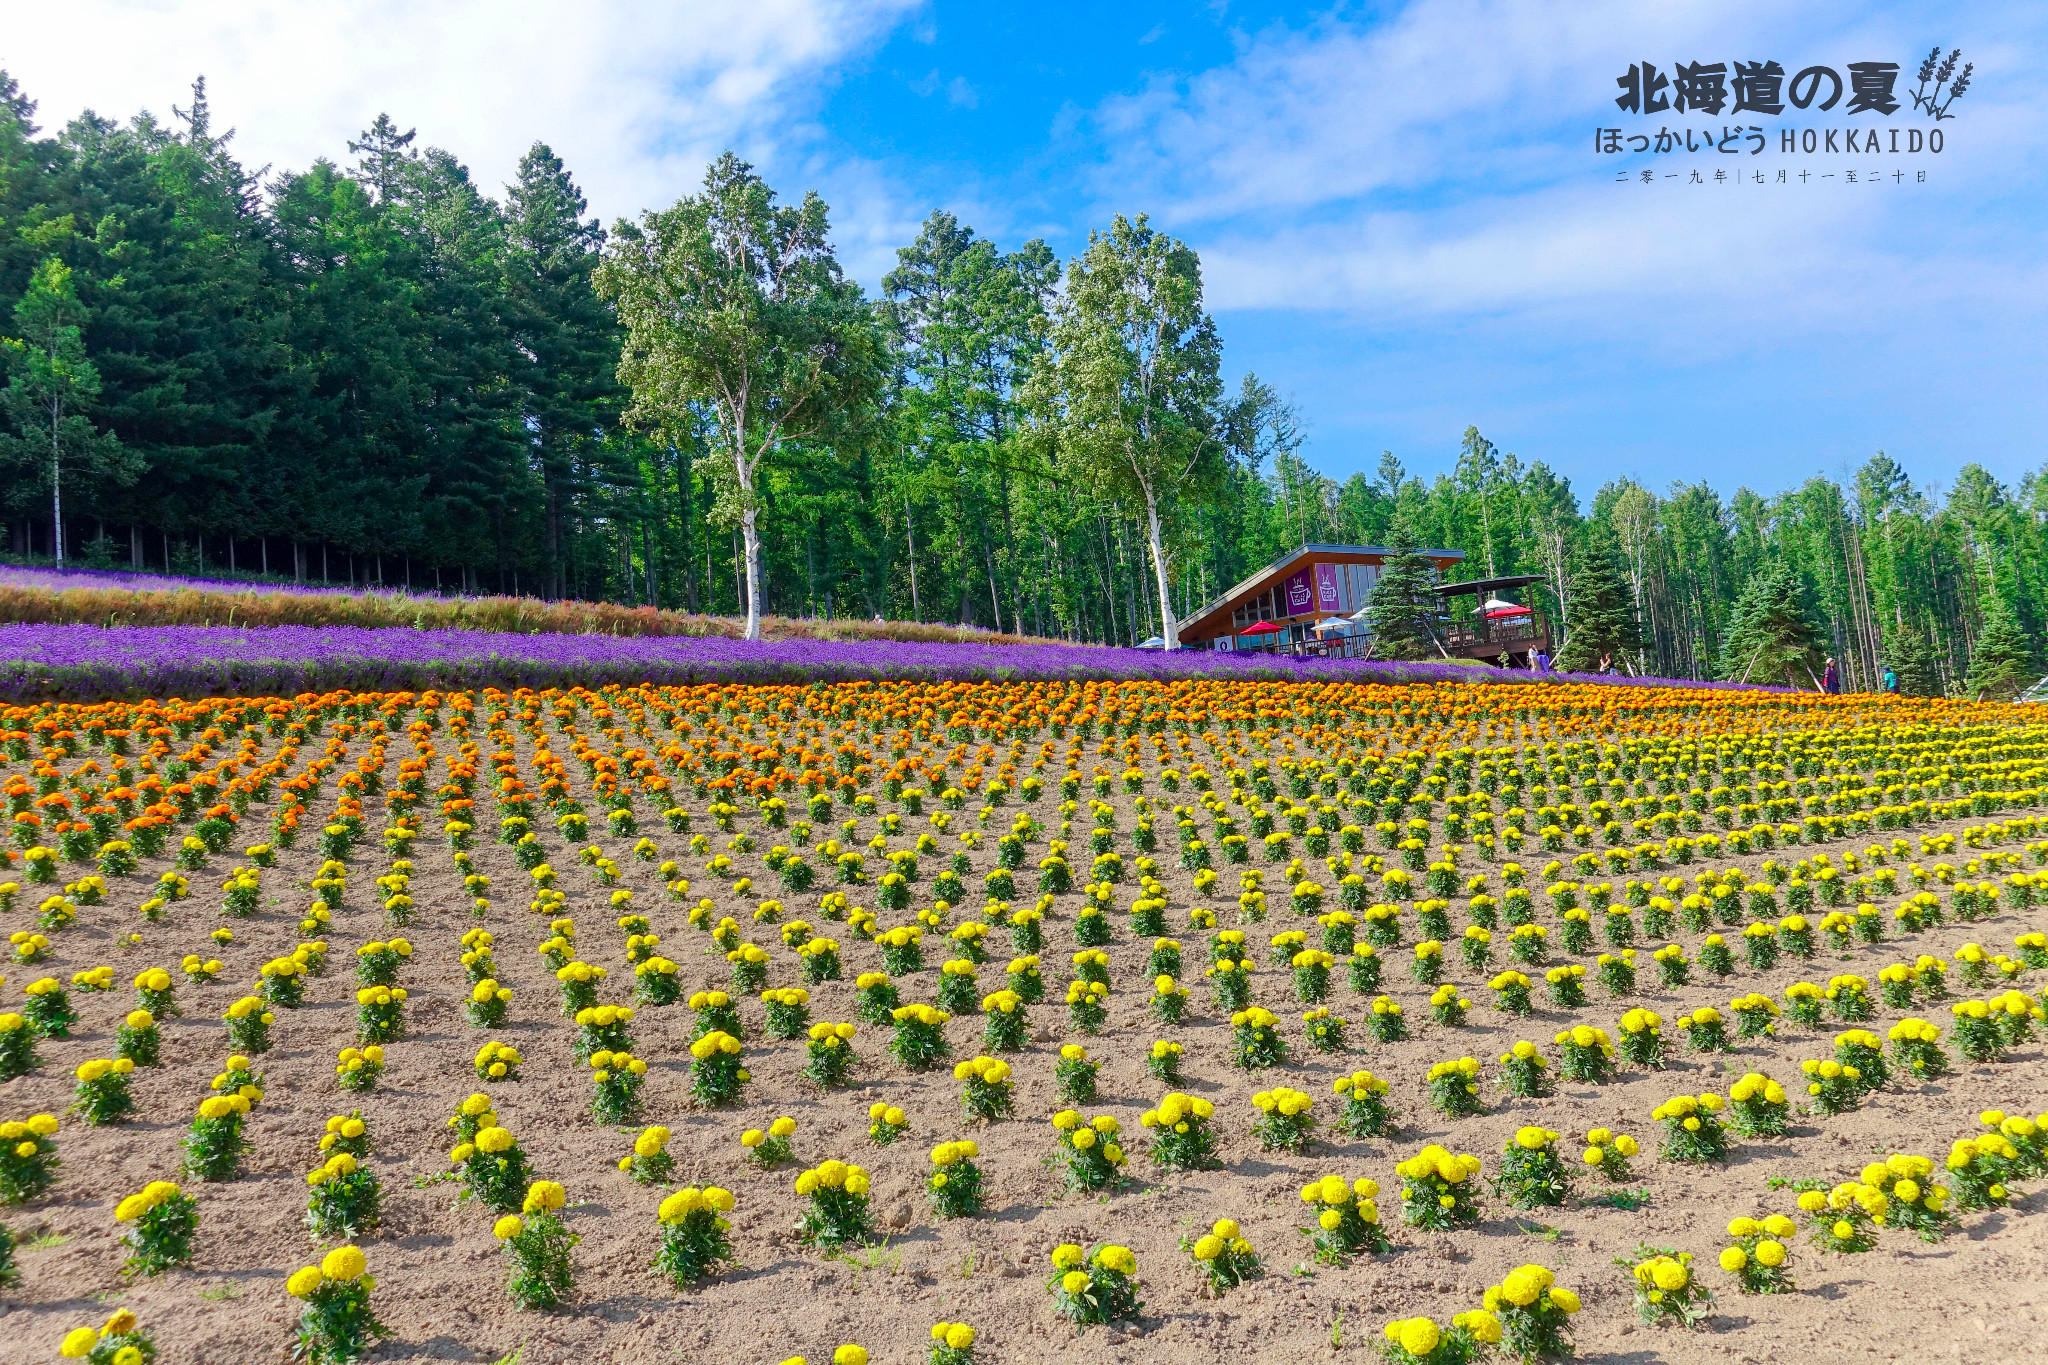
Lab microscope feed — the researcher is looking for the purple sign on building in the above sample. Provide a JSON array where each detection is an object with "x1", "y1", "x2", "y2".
[
  {"x1": 1282, "y1": 567, "x2": 1314, "y2": 615},
  {"x1": 1278, "y1": 563, "x2": 1344, "y2": 617},
  {"x1": 1315, "y1": 562, "x2": 1340, "y2": 612}
]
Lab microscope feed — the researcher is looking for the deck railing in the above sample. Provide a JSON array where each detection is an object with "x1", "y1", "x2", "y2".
[{"x1": 1443, "y1": 611, "x2": 1549, "y2": 654}]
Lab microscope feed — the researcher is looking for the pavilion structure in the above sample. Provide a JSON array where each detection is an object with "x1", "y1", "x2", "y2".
[{"x1": 1434, "y1": 573, "x2": 1553, "y2": 667}]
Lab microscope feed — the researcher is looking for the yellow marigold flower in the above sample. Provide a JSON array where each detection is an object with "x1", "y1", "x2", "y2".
[
  {"x1": 1397, "y1": 1318, "x2": 1440, "y2": 1356},
  {"x1": 1499, "y1": 1269, "x2": 1542, "y2": 1306},
  {"x1": 321, "y1": 1245, "x2": 368, "y2": 1281}
]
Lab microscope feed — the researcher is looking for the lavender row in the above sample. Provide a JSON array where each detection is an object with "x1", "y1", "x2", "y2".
[{"x1": 0, "y1": 624, "x2": 1771, "y2": 700}]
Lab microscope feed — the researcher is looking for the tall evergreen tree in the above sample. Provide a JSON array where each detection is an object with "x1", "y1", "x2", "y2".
[
  {"x1": 1885, "y1": 620, "x2": 1942, "y2": 697},
  {"x1": 346, "y1": 114, "x2": 418, "y2": 205},
  {"x1": 80, "y1": 82, "x2": 289, "y2": 548},
  {"x1": 881, "y1": 209, "x2": 1056, "y2": 630},
  {"x1": 1555, "y1": 541, "x2": 1639, "y2": 672},
  {"x1": 269, "y1": 157, "x2": 426, "y2": 565},
  {"x1": 506, "y1": 142, "x2": 621, "y2": 598},
  {"x1": 1716, "y1": 565, "x2": 1822, "y2": 687},
  {"x1": 1364, "y1": 518, "x2": 1442, "y2": 660},
  {"x1": 394, "y1": 146, "x2": 527, "y2": 576},
  {"x1": 1964, "y1": 599, "x2": 2036, "y2": 701}
]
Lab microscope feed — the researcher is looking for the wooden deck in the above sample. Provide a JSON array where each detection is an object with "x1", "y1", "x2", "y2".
[{"x1": 1443, "y1": 610, "x2": 1551, "y2": 662}]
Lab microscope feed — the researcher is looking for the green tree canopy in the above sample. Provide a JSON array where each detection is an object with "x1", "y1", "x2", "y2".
[
  {"x1": 880, "y1": 209, "x2": 1056, "y2": 628},
  {"x1": 597, "y1": 152, "x2": 884, "y2": 639},
  {"x1": 1884, "y1": 620, "x2": 1942, "y2": 697},
  {"x1": 1027, "y1": 214, "x2": 1222, "y2": 647},
  {"x1": 0, "y1": 254, "x2": 136, "y2": 561}
]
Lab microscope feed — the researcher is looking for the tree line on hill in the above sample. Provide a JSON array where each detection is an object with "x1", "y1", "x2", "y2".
[{"x1": 0, "y1": 74, "x2": 2040, "y2": 694}]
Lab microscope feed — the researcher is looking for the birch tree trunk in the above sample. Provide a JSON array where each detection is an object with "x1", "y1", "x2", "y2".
[
  {"x1": 1143, "y1": 495, "x2": 1178, "y2": 648},
  {"x1": 741, "y1": 501, "x2": 763, "y2": 640}
]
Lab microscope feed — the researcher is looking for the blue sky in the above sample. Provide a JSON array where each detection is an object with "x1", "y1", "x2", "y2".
[{"x1": 23, "y1": 1, "x2": 2048, "y2": 501}]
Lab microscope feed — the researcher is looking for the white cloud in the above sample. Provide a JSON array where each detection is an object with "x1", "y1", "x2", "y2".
[
  {"x1": 1089, "y1": 0, "x2": 1773, "y2": 221},
  {"x1": 1075, "y1": 0, "x2": 2048, "y2": 332},
  {"x1": 907, "y1": 69, "x2": 977, "y2": 108},
  {"x1": 9, "y1": 0, "x2": 923, "y2": 221}
]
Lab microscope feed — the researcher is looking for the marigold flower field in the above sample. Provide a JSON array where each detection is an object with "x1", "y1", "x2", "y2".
[{"x1": 1, "y1": 676, "x2": 2044, "y2": 1364}]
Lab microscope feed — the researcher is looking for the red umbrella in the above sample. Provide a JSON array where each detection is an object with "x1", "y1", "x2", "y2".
[
  {"x1": 1238, "y1": 621, "x2": 1284, "y2": 635},
  {"x1": 1481, "y1": 596, "x2": 1530, "y2": 619}
]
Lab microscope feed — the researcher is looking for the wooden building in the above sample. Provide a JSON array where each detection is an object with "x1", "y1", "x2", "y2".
[{"x1": 1178, "y1": 543, "x2": 1465, "y2": 654}]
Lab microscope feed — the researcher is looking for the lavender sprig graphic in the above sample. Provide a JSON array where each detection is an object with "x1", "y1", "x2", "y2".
[
  {"x1": 1932, "y1": 61, "x2": 1971, "y2": 120},
  {"x1": 1910, "y1": 46, "x2": 1942, "y2": 113},
  {"x1": 1910, "y1": 48, "x2": 1970, "y2": 121}
]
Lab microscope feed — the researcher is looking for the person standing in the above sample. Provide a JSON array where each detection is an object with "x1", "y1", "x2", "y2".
[
  {"x1": 1882, "y1": 664, "x2": 1898, "y2": 694},
  {"x1": 1533, "y1": 648, "x2": 1550, "y2": 673},
  {"x1": 1822, "y1": 657, "x2": 1840, "y2": 694}
]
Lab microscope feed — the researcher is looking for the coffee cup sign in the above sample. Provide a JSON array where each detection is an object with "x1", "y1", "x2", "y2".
[
  {"x1": 1283, "y1": 568, "x2": 1314, "y2": 614},
  {"x1": 1315, "y1": 564, "x2": 1340, "y2": 612}
]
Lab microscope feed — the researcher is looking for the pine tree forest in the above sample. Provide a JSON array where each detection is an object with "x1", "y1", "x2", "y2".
[{"x1": 0, "y1": 75, "x2": 2041, "y2": 690}]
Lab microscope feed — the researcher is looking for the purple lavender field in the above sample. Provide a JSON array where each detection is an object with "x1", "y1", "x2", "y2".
[
  {"x1": 0, "y1": 623, "x2": 1762, "y2": 700},
  {"x1": 0, "y1": 563, "x2": 389, "y2": 597}
]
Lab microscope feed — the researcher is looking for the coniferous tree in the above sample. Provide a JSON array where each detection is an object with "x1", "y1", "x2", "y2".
[
  {"x1": 506, "y1": 142, "x2": 622, "y2": 598},
  {"x1": 1965, "y1": 599, "x2": 2036, "y2": 701},
  {"x1": 1885, "y1": 620, "x2": 1943, "y2": 696},
  {"x1": 269, "y1": 158, "x2": 424, "y2": 567},
  {"x1": 346, "y1": 114, "x2": 418, "y2": 206},
  {"x1": 1555, "y1": 541, "x2": 1640, "y2": 672},
  {"x1": 1716, "y1": 565, "x2": 1822, "y2": 687},
  {"x1": 1364, "y1": 518, "x2": 1441, "y2": 660},
  {"x1": 85, "y1": 81, "x2": 293, "y2": 549},
  {"x1": 881, "y1": 210, "x2": 1056, "y2": 631},
  {"x1": 396, "y1": 146, "x2": 527, "y2": 576}
]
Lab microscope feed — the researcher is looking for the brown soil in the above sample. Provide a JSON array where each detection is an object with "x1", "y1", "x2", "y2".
[{"x1": 2, "y1": 733, "x2": 2044, "y2": 1365}]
